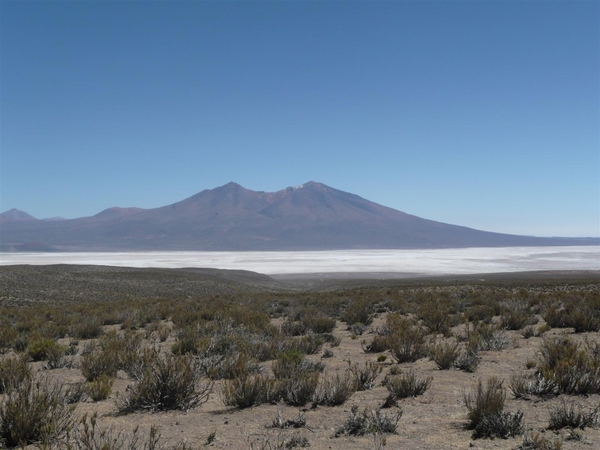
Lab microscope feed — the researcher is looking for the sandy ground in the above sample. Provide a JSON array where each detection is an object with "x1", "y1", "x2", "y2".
[{"x1": 36, "y1": 316, "x2": 600, "y2": 450}]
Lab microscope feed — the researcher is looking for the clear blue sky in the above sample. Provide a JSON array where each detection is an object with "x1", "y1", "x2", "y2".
[{"x1": 1, "y1": 1, "x2": 598, "y2": 237}]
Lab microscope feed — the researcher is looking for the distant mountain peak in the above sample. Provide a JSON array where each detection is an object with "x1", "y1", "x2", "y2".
[{"x1": 0, "y1": 208, "x2": 38, "y2": 222}]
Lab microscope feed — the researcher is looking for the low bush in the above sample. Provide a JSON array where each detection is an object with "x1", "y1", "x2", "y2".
[
  {"x1": 118, "y1": 354, "x2": 212, "y2": 413},
  {"x1": 313, "y1": 372, "x2": 356, "y2": 406},
  {"x1": 548, "y1": 401, "x2": 599, "y2": 430},
  {"x1": 464, "y1": 377, "x2": 523, "y2": 439},
  {"x1": 454, "y1": 348, "x2": 481, "y2": 372},
  {"x1": 387, "y1": 317, "x2": 427, "y2": 363},
  {"x1": 383, "y1": 371, "x2": 432, "y2": 407},
  {"x1": 221, "y1": 374, "x2": 275, "y2": 409},
  {"x1": 348, "y1": 360, "x2": 382, "y2": 390},
  {"x1": 335, "y1": 405, "x2": 402, "y2": 437},
  {"x1": 342, "y1": 298, "x2": 374, "y2": 327},
  {"x1": 26, "y1": 337, "x2": 59, "y2": 362},
  {"x1": 80, "y1": 347, "x2": 119, "y2": 382},
  {"x1": 0, "y1": 378, "x2": 75, "y2": 448},
  {"x1": 272, "y1": 351, "x2": 324, "y2": 380},
  {"x1": 86, "y1": 375, "x2": 114, "y2": 402},
  {"x1": 278, "y1": 372, "x2": 320, "y2": 406},
  {"x1": 539, "y1": 336, "x2": 600, "y2": 395},
  {"x1": 519, "y1": 431, "x2": 563, "y2": 450},
  {"x1": 469, "y1": 323, "x2": 511, "y2": 352},
  {"x1": 0, "y1": 355, "x2": 31, "y2": 394},
  {"x1": 429, "y1": 340, "x2": 461, "y2": 370},
  {"x1": 509, "y1": 373, "x2": 558, "y2": 400}
]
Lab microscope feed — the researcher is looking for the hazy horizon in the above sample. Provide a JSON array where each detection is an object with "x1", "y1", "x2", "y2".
[{"x1": 1, "y1": 2, "x2": 598, "y2": 238}]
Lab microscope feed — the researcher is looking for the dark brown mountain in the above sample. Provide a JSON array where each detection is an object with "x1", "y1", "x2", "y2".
[{"x1": 1, "y1": 181, "x2": 598, "y2": 251}]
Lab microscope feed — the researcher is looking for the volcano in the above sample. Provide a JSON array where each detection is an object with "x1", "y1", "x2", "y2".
[{"x1": 1, "y1": 182, "x2": 597, "y2": 251}]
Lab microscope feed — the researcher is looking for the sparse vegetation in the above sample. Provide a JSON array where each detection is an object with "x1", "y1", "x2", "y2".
[
  {"x1": 0, "y1": 266, "x2": 598, "y2": 448},
  {"x1": 464, "y1": 377, "x2": 524, "y2": 439}
]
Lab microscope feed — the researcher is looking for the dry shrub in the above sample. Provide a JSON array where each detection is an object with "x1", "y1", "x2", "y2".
[
  {"x1": 278, "y1": 372, "x2": 320, "y2": 406},
  {"x1": 464, "y1": 377, "x2": 523, "y2": 439},
  {"x1": 86, "y1": 375, "x2": 114, "y2": 402},
  {"x1": 469, "y1": 323, "x2": 510, "y2": 351},
  {"x1": 548, "y1": 401, "x2": 599, "y2": 430},
  {"x1": 509, "y1": 373, "x2": 559, "y2": 400},
  {"x1": 335, "y1": 405, "x2": 402, "y2": 437},
  {"x1": 520, "y1": 431, "x2": 562, "y2": 450},
  {"x1": 387, "y1": 317, "x2": 427, "y2": 363},
  {"x1": 348, "y1": 360, "x2": 382, "y2": 390},
  {"x1": 418, "y1": 299, "x2": 451, "y2": 335},
  {"x1": 429, "y1": 340, "x2": 461, "y2": 370},
  {"x1": 0, "y1": 355, "x2": 31, "y2": 394},
  {"x1": 221, "y1": 374, "x2": 276, "y2": 409},
  {"x1": 118, "y1": 354, "x2": 212, "y2": 413},
  {"x1": 539, "y1": 336, "x2": 600, "y2": 395},
  {"x1": 313, "y1": 372, "x2": 356, "y2": 406},
  {"x1": 342, "y1": 298, "x2": 374, "y2": 327},
  {"x1": 0, "y1": 378, "x2": 75, "y2": 448},
  {"x1": 383, "y1": 371, "x2": 432, "y2": 407},
  {"x1": 454, "y1": 348, "x2": 481, "y2": 372}
]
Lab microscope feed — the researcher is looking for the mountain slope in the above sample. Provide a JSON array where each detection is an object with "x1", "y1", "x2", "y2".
[{"x1": 1, "y1": 182, "x2": 597, "y2": 251}]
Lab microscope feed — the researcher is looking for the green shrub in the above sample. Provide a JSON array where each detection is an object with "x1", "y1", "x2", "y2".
[
  {"x1": 45, "y1": 343, "x2": 69, "y2": 369},
  {"x1": 0, "y1": 378, "x2": 75, "y2": 448},
  {"x1": 418, "y1": 300, "x2": 451, "y2": 335},
  {"x1": 86, "y1": 375, "x2": 114, "y2": 402},
  {"x1": 26, "y1": 337, "x2": 58, "y2": 362}
]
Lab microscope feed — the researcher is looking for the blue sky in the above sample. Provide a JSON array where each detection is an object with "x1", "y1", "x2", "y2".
[{"x1": 1, "y1": 1, "x2": 598, "y2": 237}]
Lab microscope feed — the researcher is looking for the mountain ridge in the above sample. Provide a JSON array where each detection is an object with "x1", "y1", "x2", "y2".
[{"x1": 1, "y1": 182, "x2": 598, "y2": 251}]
